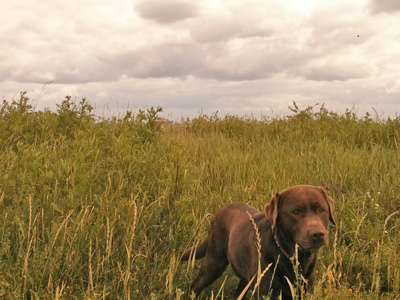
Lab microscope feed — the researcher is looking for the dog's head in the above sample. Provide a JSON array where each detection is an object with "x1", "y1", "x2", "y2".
[{"x1": 265, "y1": 185, "x2": 335, "y2": 253}]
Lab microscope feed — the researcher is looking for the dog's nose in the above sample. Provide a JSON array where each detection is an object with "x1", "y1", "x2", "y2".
[{"x1": 311, "y1": 230, "x2": 325, "y2": 240}]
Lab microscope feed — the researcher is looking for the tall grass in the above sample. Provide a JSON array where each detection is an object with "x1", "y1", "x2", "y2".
[{"x1": 0, "y1": 93, "x2": 399, "y2": 299}]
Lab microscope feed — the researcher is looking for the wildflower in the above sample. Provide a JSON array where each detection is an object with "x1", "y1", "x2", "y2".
[{"x1": 347, "y1": 288, "x2": 352, "y2": 294}]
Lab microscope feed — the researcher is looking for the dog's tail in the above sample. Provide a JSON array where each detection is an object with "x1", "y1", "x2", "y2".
[{"x1": 181, "y1": 240, "x2": 207, "y2": 261}]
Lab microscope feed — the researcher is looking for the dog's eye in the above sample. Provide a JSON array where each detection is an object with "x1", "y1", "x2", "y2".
[
  {"x1": 292, "y1": 209, "x2": 301, "y2": 215},
  {"x1": 318, "y1": 207, "x2": 326, "y2": 213}
]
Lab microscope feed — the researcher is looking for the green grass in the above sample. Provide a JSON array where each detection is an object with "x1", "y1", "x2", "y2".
[{"x1": 0, "y1": 93, "x2": 399, "y2": 299}]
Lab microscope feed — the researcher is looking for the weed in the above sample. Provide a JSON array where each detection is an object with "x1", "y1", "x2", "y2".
[{"x1": 0, "y1": 97, "x2": 399, "y2": 299}]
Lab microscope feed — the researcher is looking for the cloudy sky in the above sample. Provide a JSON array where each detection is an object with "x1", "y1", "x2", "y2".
[{"x1": 2, "y1": 0, "x2": 400, "y2": 119}]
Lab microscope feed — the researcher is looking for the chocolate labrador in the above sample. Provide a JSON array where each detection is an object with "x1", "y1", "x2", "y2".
[{"x1": 181, "y1": 185, "x2": 335, "y2": 299}]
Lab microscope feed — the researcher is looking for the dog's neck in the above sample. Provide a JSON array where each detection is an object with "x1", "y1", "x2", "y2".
[
  {"x1": 272, "y1": 227, "x2": 314, "y2": 266},
  {"x1": 272, "y1": 227, "x2": 291, "y2": 260}
]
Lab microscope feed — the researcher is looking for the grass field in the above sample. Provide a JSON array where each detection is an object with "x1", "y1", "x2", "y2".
[{"x1": 0, "y1": 93, "x2": 399, "y2": 299}]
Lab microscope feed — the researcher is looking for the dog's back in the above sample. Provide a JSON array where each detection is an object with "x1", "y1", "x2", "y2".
[{"x1": 181, "y1": 203, "x2": 267, "y2": 294}]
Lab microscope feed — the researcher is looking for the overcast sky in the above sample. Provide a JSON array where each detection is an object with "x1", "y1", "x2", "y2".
[{"x1": 1, "y1": 0, "x2": 400, "y2": 119}]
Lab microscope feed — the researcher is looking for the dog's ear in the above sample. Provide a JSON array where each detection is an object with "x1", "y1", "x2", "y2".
[
  {"x1": 265, "y1": 193, "x2": 280, "y2": 232},
  {"x1": 320, "y1": 187, "x2": 336, "y2": 225}
]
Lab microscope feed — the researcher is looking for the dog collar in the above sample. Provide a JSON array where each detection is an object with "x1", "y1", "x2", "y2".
[{"x1": 272, "y1": 228, "x2": 291, "y2": 260}]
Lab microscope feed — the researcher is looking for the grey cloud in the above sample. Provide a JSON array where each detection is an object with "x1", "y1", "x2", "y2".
[
  {"x1": 190, "y1": 2, "x2": 283, "y2": 43},
  {"x1": 101, "y1": 38, "x2": 310, "y2": 82},
  {"x1": 199, "y1": 40, "x2": 311, "y2": 81},
  {"x1": 105, "y1": 43, "x2": 205, "y2": 79},
  {"x1": 369, "y1": 0, "x2": 400, "y2": 14},
  {"x1": 135, "y1": 0, "x2": 199, "y2": 24},
  {"x1": 4, "y1": 41, "x2": 205, "y2": 84},
  {"x1": 7, "y1": 51, "x2": 115, "y2": 84},
  {"x1": 9, "y1": 34, "x2": 314, "y2": 84},
  {"x1": 300, "y1": 61, "x2": 370, "y2": 81},
  {"x1": 191, "y1": 16, "x2": 275, "y2": 43}
]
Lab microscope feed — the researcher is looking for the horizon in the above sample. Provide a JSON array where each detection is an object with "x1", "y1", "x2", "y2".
[{"x1": 5, "y1": 91, "x2": 399, "y2": 122}]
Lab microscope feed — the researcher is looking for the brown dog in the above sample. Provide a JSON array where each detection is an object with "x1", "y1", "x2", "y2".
[{"x1": 181, "y1": 185, "x2": 335, "y2": 299}]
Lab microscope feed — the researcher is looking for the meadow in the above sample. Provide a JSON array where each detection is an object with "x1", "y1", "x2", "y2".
[{"x1": 0, "y1": 93, "x2": 399, "y2": 299}]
